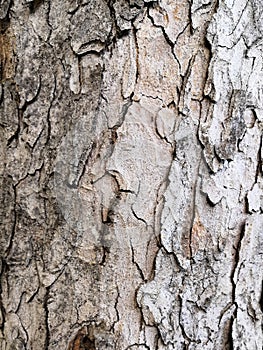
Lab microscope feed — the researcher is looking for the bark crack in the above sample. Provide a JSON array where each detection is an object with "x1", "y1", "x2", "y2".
[
  {"x1": 4, "y1": 182, "x2": 17, "y2": 257},
  {"x1": 125, "y1": 343, "x2": 150, "y2": 349},
  {"x1": 130, "y1": 241, "x2": 146, "y2": 282},
  {"x1": 44, "y1": 286, "x2": 50, "y2": 350},
  {"x1": 110, "y1": 285, "x2": 120, "y2": 333},
  {"x1": 255, "y1": 133, "x2": 262, "y2": 184},
  {"x1": 146, "y1": 4, "x2": 182, "y2": 68},
  {"x1": 227, "y1": 222, "x2": 246, "y2": 347},
  {"x1": 260, "y1": 280, "x2": 263, "y2": 313},
  {"x1": 189, "y1": 157, "x2": 202, "y2": 262},
  {"x1": 131, "y1": 205, "x2": 148, "y2": 227},
  {"x1": 178, "y1": 295, "x2": 191, "y2": 348}
]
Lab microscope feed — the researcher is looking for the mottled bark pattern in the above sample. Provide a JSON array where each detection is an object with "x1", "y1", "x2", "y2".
[{"x1": 0, "y1": 0, "x2": 262, "y2": 349}]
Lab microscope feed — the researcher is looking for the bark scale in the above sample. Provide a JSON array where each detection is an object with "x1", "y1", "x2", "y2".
[{"x1": 0, "y1": 0, "x2": 262, "y2": 349}]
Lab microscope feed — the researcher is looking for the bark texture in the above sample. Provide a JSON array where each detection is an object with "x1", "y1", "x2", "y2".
[{"x1": 0, "y1": 0, "x2": 262, "y2": 349}]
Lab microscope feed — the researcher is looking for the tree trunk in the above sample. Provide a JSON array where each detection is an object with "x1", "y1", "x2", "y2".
[{"x1": 1, "y1": 0, "x2": 262, "y2": 349}]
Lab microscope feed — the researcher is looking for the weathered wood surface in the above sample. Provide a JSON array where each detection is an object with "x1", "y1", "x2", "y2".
[{"x1": 0, "y1": 1, "x2": 262, "y2": 349}]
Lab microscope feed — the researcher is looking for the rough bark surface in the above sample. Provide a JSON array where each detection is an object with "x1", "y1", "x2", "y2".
[{"x1": 0, "y1": 0, "x2": 262, "y2": 349}]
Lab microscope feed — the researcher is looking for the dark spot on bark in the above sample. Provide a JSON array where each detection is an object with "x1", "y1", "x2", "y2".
[
  {"x1": 27, "y1": 0, "x2": 44, "y2": 13},
  {"x1": 110, "y1": 130, "x2": 118, "y2": 144},
  {"x1": 81, "y1": 335, "x2": 96, "y2": 350}
]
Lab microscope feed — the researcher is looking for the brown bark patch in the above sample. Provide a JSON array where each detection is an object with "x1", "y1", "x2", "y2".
[
  {"x1": 191, "y1": 215, "x2": 207, "y2": 255},
  {"x1": 0, "y1": 26, "x2": 16, "y2": 82},
  {"x1": 68, "y1": 326, "x2": 95, "y2": 350}
]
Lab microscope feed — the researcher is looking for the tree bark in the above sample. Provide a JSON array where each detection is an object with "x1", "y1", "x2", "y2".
[{"x1": 0, "y1": 0, "x2": 262, "y2": 349}]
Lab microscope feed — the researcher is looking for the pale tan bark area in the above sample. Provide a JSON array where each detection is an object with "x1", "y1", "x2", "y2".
[{"x1": 0, "y1": 1, "x2": 262, "y2": 349}]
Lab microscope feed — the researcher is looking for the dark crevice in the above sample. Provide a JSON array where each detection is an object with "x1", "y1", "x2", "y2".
[
  {"x1": 104, "y1": 0, "x2": 142, "y2": 50},
  {"x1": 178, "y1": 295, "x2": 191, "y2": 347},
  {"x1": 0, "y1": 17, "x2": 10, "y2": 34},
  {"x1": 130, "y1": 241, "x2": 146, "y2": 281},
  {"x1": 132, "y1": 23, "x2": 140, "y2": 87},
  {"x1": 260, "y1": 280, "x2": 263, "y2": 313},
  {"x1": 202, "y1": 36, "x2": 215, "y2": 102},
  {"x1": 188, "y1": 0, "x2": 193, "y2": 35},
  {"x1": 0, "y1": 259, "x2": 7, "y2": 334},
  {"x1": 44, "y1": 73, "x2": 56, "y2": 148},
  {"x1": 218, "y1": 302, "x2": 234, "y2": 327},
  {"x1": 172, "y1": 145, "x2": 177, "y2": 159},
  {"x1": 27, "y1": 283, "x2": 40, "y2": 303},
  {"x1": 30, "y1": 127, "x2": 45, "y2": 150},
  {"x1": 75, "y1": 39, "x2": 105, "y2": 56},
  {"x1": 178, "y1": 55, "x2": 195, "y2": 114},
  {"x1": 194, "y1": 1, "x2": 213, "y2": 14},
  {"x1": 154, "y1": 117, "x2": 173, "y2": 147},
  {"x1": 201, "y1": 93, "x2": 217, "y2": 105},
  {"x1": 213, "y1": 146, "x2": 224, "y2": 165},
  {"x1": 109, "y1": 285, "x2": 120, "y2": 332},
  {"x1": 203, "y1": 35, "x2": 212, "y2": 57},
  {"x1": 158, "y1": 243, "x2": 186, "y2": 272},
  {"x1": 116, "y1": 28, "x2": 131, "y2": 39},
  {"x1": 101, "y1": 207, "x2": 114, "y2": 225},
  {"x1": 227, "y1": 315, "x2": 235, "y2": 350},
  {"x1": 99, "y1": 245, "x2": 110, "y2": 266},
  {"x1": 189, "y1": 160, "x2": 202, "y2": 262},
  {"x1": 6, "y1": 124, "x2": 20, "y2": 146},
  {"x1": 231, "y1": 223, "x2": 246, "y2": 301},
  {"x1": 74, "y1": 141, "x2": 96, "y2": 188},
  {"x1": 227, "y1": 0, "x2": 249, "y2": 38},
  {"x1": 255, "y1": 134, "x2": 262, "y2": 183},
  {"x1": 67, "y1": 3, "x2": 79, "y2": 15},
  {"x1": 119, "y1": 189, "x2": 134, "y2": 194},
  {"x1": 6, "y1": 88, "x2": 22, "y2": 146},
  {"x1": 17, "y1": 312, "x2": 29, "y2": 345},
  {"x1": 206, "y1": 194, "x2": 216, "y2": 207},
  {"x1": 0, "y1": 0, "x2": 12, "y2": 24},
  {"x1": 76, "y1": 48, "x2": 103, "y2": 58},
  {"x1": 4, "y1": 183, "x2": 16, "y2": 256},
  {"x1": 125, "y1": 344, "x2": 150, "y2": 349},
  {"x1": 43, "y1": 286, "x2": 50, "y2": 350},
  {"x1": 131, "y1": 206, "x2": 147, "y2": 226},
  {"x1": 67, "y1": 326, "x2": 96, "y2": 350},
  {"x1": 27, "y1": 0, "x2": 45, "y2": 13},
  {"x1": 196, "y1": 100, "x2": 205, "y2": 150},
  {"x1": 228, "y1": 223, "x2": 246, "y2": 344},
  {"x1": 14, "y1": 291, "x2": 26, "y2": 314},
  {"x1": 107, "y1": 169, "x2": 135, "y2": 194},
  {"x1": 146, "y1": 4, "x2": 181, "y2": 69},
  {"x1": 244, "y1": 194, "x2": 250, "y2": 214}
]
